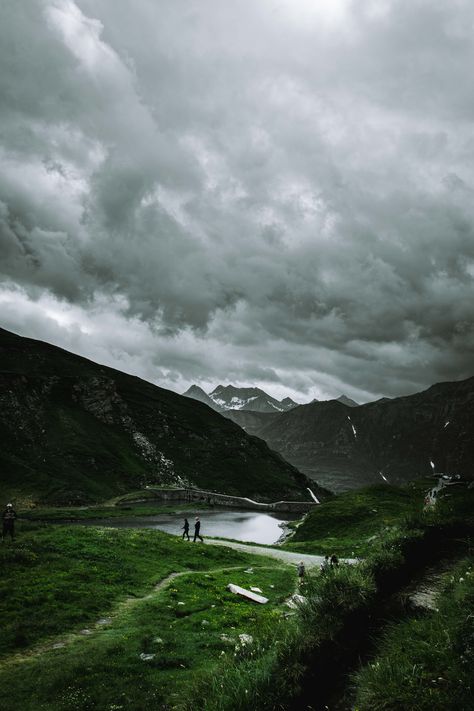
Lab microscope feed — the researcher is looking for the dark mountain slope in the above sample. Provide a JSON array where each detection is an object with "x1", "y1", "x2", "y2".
[
  {"x1": 223, "y1": 409, "x2": 281, "y2": 433},
  {"x1": 252, "y1": 377, "x2": 474, "y2": 492},
  {"x1": 0, "y1": 328, "x2": 315, "y2": 505}
]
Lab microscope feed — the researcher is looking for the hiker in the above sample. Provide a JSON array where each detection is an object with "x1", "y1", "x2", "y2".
[
  {"x1": 330, "y1": 554, "x2": 339, "y2": 568},
  {"x1": 193, "y1": 516, "x2": 204, "y2": 543},
  {"x1": 182, "y1": 518, "x2": 190, "y2": 541},
  {"x1": 297, "y1": 560, "x2": 306, "y2": 586},
  {"x1": 2, "y1": 503, "x2": 17, "y2": 541},
  {"x1": 320, "y1": 555, "x2": 330, "y2": 574}
]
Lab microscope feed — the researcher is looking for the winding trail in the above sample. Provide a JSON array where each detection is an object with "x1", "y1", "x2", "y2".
[
  {"x1": 0, "y1": 564, "x2": 280, "y2": 669},
  {"x1": 205, "y1": 538, "x2": 358, "y2": 567}
]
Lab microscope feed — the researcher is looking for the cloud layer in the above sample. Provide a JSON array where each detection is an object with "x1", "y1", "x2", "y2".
[{"x1": 1, "y1": 0, "x2": 474, "y2": 402}]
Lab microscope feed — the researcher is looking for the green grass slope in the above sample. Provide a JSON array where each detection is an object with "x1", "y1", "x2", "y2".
[
  {"x1": 0, "y1": 524, "x2": 295, "y2": 711},
  {"x1": 284, "y1": 483, "x2": 427, "y2": 556},
  {"x1": 0, "y1": 328, "x2": 316, "y2": 505},
  {"x1": 354, "y1": 558, "x2": 474, "y2": 711}
]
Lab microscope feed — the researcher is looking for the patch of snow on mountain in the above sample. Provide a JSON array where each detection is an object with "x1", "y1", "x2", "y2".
[
  {"x1": 210, "y1": 397, "x2": 226, "y2": 408},
  {"x1": 347, "y1": 416, "x2": 357, "y2": 438},
  {"x1": 444, "y1": 421, "x2": 450, "y2": 428},
  {"x1": 307, "y1": 488, "x2": 320, "y2": 503},
  {"x1": 379, "y1": 471, "x2": 389, "y2": 482},
  {"x1": 430, "y1": 460, "x2": 435, "y2": 470}
]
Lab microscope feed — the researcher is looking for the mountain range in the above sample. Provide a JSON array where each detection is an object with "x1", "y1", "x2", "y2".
[
  {"x1": 183, "y1": 384, "x2": 299, "y2": 413},
  {"x1": 0, "y1": 328, "x2": 317, "y2": 506},
  {"x1": 225, "y1": 379, "x2": 474, "y2": 492},
  {"x1": 184, "y1": 384, "x2": 358, "y2": 413}
]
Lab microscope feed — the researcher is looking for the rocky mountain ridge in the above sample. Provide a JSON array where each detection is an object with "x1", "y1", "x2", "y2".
[
  {"x1": 0, "y1": 328, "x2": 319, "y2": 505},
  {"x1": 183, "y1": 384, "x2": 299, "y2": 413},
  {"x1": 229, "y1": 377, "x2": 474, "y2": 492},
  {"x1": 184, "y1": 384, "x2": 359, "y2": 414}
]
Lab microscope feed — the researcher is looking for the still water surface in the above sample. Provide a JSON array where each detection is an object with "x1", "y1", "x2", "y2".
[{"x1": 80, "y1": 509, "x2": 300, "y2": 545}]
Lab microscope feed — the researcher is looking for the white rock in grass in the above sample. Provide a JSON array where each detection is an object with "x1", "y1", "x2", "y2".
[
  {"x1": 201, "y1": 620, "x2": 210, "y2": 626},
  {"x1": 238, "y1": 634, "x2": 253, "y2": 646},
  {"x1": 154, "y1": 637, "x2": 164, "y2": 644},
  {"x1": 177, "y1": 602, "x2": 185, "y2": 606},
  {"x1": 250, "y1": 587, "x2": 262, "y2": 593},
  {"x1": 139, "y1": 653, "x2": 155, "y2": 661},
  {"x1": 285, "y1": 594, "x2": 308, "y2": 609}
]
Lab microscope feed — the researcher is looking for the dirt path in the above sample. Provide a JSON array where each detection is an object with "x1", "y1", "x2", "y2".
[
  {"x1": 0, "y1": 564, "x2": 280, "y2": 669},
  {"x1": 205, "y1": 538, "x2": 358, "y2": 568}
]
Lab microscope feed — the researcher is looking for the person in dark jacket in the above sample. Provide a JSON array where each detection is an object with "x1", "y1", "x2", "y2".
[
  {"x1": 2, "y1": 504, "x2": 17, "y2": 541},
  {"x1": 297, "y1": 561, "x2": 306, "y2": 586},
  {"x1": 193, "y1": 516, "x2": 204, "y2": 543},
  {"x1": 182, "y1": 518, "x2": 190, "y2": 540}
]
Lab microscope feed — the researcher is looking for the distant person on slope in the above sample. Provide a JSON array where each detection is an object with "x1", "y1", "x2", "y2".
[
  {"x1": 320, "y1": 555, "x2": 330, "y2": 574},
  {"x1": 2, "y1": 503, "x2": 17, "y2": 541},
  {"x1": 330, "y1": 554, "x2": 339, "y2": 568},
  {"x1": 193, "y1": 516, "x2": 204, "y2": 543},
  {"x1": 297, "y1": 561, "x2": 306, "y2": 587},
  {"x1": 182, "y1": 518, "x2": 190, "y2": 541}
]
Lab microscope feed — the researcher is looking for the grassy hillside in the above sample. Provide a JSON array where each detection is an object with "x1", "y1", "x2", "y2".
[
  {"x1": 0, "y1": 524, "x2": 295, "y2": 710},
  {"x1": 0, "y1": 328, "x2": 316, "y2": 505},
  {"x1": 284, "y1": 482, "x2": 428, "y2": 556},
  {"x1": 354, "y1": 558, "x2": 474, "y2": 710}
]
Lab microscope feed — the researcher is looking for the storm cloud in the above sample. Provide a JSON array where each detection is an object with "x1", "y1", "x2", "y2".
[{"x1": 1, "y1": 0, "x2": 474, "y2": 403}]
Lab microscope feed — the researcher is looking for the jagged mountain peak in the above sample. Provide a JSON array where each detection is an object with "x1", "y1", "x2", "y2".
[
  {"x1": 183, "y1": 385, "x2": 220, "y2": 411},
  {"x1": 335, "y1": 394, "x2": 359, "y2": 407},
  {"x1": 184, "y1": 384, "x2": 207, "y2": 397},
  {"x1": 184, "y1": 383, "x2": 299, "y2": 413}
]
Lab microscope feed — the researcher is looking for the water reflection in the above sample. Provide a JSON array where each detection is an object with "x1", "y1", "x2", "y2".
[{"x1": 80, "y1": 509, "x2": 300, "y2": 545}]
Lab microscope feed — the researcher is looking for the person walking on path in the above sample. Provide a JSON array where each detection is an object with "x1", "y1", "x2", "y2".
[
  {"x1": 320, "y1": 555, "x2": 330, "y2": 574},
  {"x1": 2, "y1": 504, "x2": 17, "y2": 541},
  {"x1": 182, "y1": 518, "x2": 190, "y2": 541},
  {"x1": 193, "y1": 516, "x2": 204, "y2": 543},
  {"x1": 330, "y1": 554, "x2": 339, "y2": 568},
  {"x1": 297, "y1": 560, "x2": 306, "y2": 587}
]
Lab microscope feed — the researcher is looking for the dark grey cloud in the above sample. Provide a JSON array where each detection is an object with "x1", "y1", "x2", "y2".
[{"x1": 1, "y1": 0, "x2": 474, "y2": 403}]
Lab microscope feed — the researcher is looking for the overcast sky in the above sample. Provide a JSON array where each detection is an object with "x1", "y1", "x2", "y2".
[{"x1": 1, "y1": 0, "x2": 474, "y2": 404}]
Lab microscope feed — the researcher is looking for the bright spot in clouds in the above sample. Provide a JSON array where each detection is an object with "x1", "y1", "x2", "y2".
[{"x1": 0, "y1": 0, "x2": 473, "y2": 403}]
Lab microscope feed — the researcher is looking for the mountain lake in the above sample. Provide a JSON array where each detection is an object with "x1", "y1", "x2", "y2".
[{"x1": 70, "y1": 509, "x2": 301, "y2": 544}]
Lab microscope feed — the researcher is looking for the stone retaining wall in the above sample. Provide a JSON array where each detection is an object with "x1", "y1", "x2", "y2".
[{"x1": 125, "y1": 487, "x2": 316, "y2": 513}]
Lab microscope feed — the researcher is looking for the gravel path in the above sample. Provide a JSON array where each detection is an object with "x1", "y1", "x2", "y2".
[{"x1": 205, "y1": 539, "x2": 358, "y2": 567}]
